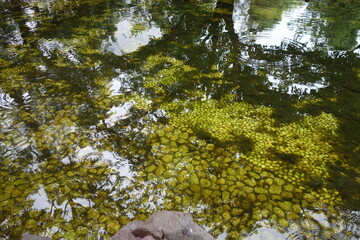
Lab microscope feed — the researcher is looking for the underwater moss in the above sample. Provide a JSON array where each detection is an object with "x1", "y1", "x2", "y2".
[{"x1": 132, "y1": 72, "x2": 346, "y2": 238}]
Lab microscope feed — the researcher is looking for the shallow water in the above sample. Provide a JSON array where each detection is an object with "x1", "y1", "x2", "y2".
[{"x1": 0, "y1": 0, "x2": 360, "y2": 239}]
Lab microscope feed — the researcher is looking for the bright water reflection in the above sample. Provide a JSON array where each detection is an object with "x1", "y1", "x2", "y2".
[{"x1": 102, "y1": 14, "x2": 162, "y2": 55}]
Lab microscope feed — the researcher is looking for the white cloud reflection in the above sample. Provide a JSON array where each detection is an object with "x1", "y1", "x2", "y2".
[{"x1": 103, "y1": 19, "x2": 162, "y2": 55}]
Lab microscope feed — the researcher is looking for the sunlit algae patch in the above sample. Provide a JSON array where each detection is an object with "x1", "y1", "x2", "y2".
[{"x1": 129, "y1": 54, "x2": 345, "y2": 239}]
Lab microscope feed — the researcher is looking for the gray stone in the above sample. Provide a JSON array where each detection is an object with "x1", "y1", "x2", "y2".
[
  {"x1": 21, "y1": 235, "x2": 51, "y2": 240},
  {"x1": 146, "y1": 210, "x2": 215, "y2": 240},
  {"x1": 109, "y1": 220, "x2": 144, "y2": 240},
  {"x1": 109, "y1": 211, "x2": 215, "y2": 240},
  {"x1": 121, "y1": 220, "x2": 145, "y2": 231},
  {"x1": 108, "y1": 231, "x2": 140, "y2": 240},
  {"x1": 132, "y1": 222, "x2": 163, "y2": 240},
  {"x1": 141, "y1": 236, "x2": 156, "y2": 240}
]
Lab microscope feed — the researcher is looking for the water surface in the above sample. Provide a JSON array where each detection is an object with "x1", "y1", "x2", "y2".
[{"x1": 1, "y1": 0, "x2": 360, "y2": 239}]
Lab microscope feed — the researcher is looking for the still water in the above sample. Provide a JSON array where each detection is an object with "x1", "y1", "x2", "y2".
[{"x1": 1, "y1": 0, "x2": 360, "y2": 239}]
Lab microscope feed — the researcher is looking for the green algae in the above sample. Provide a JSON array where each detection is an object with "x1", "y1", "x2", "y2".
[
  {"x1": 0, "y1": 0, "x2": 359, "y2": 239},
  {"x1": 128, "y1": 52, "x2": 357, "y2": 238},
  {"x1": 137, "y1": 116, "x2": 344, "y2": 237}
]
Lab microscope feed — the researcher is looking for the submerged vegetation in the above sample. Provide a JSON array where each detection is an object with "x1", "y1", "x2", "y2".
[
  {"x1": 130, "y1": 54, "x2": 346, "y2": 238},
  {"x1": 0, "y1": 0, "x2": 360, "y2": 239}
]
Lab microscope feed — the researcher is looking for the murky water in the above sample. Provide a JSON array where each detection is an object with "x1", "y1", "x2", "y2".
[{"x1": 1, "y1": 0, "x2": 359, "y2": 239}]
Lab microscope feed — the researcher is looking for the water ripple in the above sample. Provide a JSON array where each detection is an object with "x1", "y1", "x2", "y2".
[
  {"x1": 0, "y1": 91, "x2": 16, "y2": 109},
  {"x1": 79, "y1": 152, "x2": 109, "y2": 168}
]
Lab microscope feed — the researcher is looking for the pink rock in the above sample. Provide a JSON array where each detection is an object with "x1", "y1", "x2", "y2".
[
  {"x1": 132, "y1": 222, "x2": 163, "y2": 240},
  {"x1": 109, "y1": 220, "x2": 144, "y2": 240},
  {"x1": 141, "y1": 236, "x2": 156, "y2": 240},
  {"x1": 109, "y1": 211, "x2": 215, "y2": 240},
  {"x1": 21, "y1": 235, "x2": 51, "y2": 240},
  {"x1": 146, "y1": 210, "x2": 215, "y2": 240}
]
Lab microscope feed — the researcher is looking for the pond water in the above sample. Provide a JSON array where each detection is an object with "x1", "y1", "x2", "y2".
[{"x1": 1, "y1": 0, "x2": 360, "y2": 239}]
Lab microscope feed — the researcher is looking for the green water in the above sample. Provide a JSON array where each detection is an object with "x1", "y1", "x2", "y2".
[{"x1": 0, "y1": 0, "x2": 360, "y2": 239}]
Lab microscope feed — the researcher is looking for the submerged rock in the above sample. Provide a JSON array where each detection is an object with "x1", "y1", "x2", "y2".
[
  {"x1": 132, "y1": 222, "x2": 163, "y2": 239},
  {"x1": 21, "y1": 235, "x2": 51, "y2": 240},
  {"x1": 110, "y1": 210, "x2": 215, "y2": 240},
  {"x1": 109, "y1": 220, "x2": 144, "y2": 240}
]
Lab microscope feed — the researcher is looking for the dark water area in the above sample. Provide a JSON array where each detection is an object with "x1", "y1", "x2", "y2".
[{"x1": 0, "y1": 0, "x2": 360, "y2": 239}]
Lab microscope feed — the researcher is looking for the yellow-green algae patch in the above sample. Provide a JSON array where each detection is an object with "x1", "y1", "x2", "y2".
[
  {"x1": 161, "y1": 96, "x2": 339, "y2": 185},
  {"x1": 136, "y1": 113, "x2": 343, "y2": 237},
  {"x1": 128, "y1": 54, "x2": 349, "y2": 238}
]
